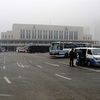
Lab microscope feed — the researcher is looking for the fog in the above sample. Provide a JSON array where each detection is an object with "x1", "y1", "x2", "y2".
[{"x1": 0, "y1": 0, "x2": 100, "y2": 40}]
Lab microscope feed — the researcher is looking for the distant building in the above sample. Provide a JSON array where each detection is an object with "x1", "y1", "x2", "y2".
[
  {"x1": 1, "y1": 24, "x2": 92, "y2": 43},
  {"x1": 94, "y1": 21, "x2": 100, "y2": 41}
]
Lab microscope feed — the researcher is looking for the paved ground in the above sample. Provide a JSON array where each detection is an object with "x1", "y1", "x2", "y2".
[{"x1": 0, "y1": 52, "x2": 100, "y2": 100}]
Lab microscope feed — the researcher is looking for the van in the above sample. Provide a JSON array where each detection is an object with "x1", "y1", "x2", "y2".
[{"x1": 76, "y1": 47, "x2": 100, "y2": 66}]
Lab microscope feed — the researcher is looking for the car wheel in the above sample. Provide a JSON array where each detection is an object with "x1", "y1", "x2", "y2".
[{"x1": 87, "y1": 61, "x2": 91, "y2": 67}]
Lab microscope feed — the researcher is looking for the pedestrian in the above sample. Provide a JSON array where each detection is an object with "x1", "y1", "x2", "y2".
[
  {"x1": 69, "y1": 48, "x2": 74, "y2": 67},
  {"x1": 78, "y1": 49, "x2": 83, "y2": 66},
  {"x1": 73, "y1": 49, "x2": 77, "y2": 66}
]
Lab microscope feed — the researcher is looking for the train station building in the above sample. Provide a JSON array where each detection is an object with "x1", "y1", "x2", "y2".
[
  {"x1": 1, "y1": 24, "x2": 92, "y2": 41},
  {"x1": 0, "y1": 24, "x2": 99, "y2": 51}
]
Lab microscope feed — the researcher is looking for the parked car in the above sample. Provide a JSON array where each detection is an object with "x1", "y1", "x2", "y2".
[
  {"x1": 16, "y1": 47, "x2": 27, "y2": 53},
  {"x1": 76, "y1": 47, "x2": 100, "y2": 67}
]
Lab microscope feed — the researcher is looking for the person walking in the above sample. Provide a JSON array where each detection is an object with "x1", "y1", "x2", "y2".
[{"x1": 69, "y1": 48, "x2": 74, "y2": 67}]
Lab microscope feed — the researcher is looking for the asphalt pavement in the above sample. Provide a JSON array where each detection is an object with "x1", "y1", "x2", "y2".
[{"x1": 0, "y1": 52, "x2": 100, "y2": 100}]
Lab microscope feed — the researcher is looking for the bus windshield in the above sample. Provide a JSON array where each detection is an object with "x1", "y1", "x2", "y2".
[{"x1": 50, "y1": 43, "x2": 60, "y2": 50}]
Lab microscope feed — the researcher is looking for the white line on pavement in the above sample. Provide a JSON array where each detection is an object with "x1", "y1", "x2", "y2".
[
  {"x1": 37, "y1": 65, "x2": 43, "y2": 68},
  {"x1": 20, "y1": 63, "x2": 25, "y2": 68},
  {"x1": 17, "y1": 63, "x2": 20, "y2": 67},
  {"x1": 45, "y1": 62, "x2": 59, "y2": 67},
  {"x1": 17, "y1": 63, "x2": 26, "y2": 68},
  {"x1": 4, "y1": 76, "x2": 11, "y2": 84},
  {"x1": 55, "y1": 74, "x2": 72, "y2": 80},
  {"x1": 0, "y1": 94, "x2": 13, "y2": 97}
]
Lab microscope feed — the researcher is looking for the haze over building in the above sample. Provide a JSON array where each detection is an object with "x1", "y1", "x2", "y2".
[
  {"x1": 0, "y1": 0, "x2": 100, "y2": 40},
  {"x1": 94, "y1": 21, "x2": 100, "y2": 41}
]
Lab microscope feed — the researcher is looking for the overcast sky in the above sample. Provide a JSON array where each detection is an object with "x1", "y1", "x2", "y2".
[{"x1": 0, "y1": 0, "x2": 100, "y2": 39}]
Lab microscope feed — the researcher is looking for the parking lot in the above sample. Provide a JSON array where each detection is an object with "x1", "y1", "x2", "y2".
[{"x1": 0, "y1": 52, "x2": 100, "y2": 100}]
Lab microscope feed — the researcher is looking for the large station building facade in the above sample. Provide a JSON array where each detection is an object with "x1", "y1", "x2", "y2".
[
  {"x1": 1, "y1": 24, "x2": 92, "y2": 42},
  {"x1": 0, "y1": 24, "x2": 98, "y2": 51}
]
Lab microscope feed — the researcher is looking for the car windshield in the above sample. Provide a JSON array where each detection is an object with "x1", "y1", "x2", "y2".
[{"x1": 92, "y1": 49, "x2": 100, "y2": 55}]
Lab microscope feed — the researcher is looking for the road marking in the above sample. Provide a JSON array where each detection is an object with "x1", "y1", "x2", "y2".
[
  {"x1": 37, "y1": 65, "x2": 43, "y2": 68},
  {"x1": 17, "y1": 63, "x2": 28, "y2": 68},
  {"x1": 20, "y1": 63, "x2": 25, "y2": 68},
  {"x1": 3, "y1": 66, "x2": 6, "y2": 69},
  {"x1": 55, "y1": 74, "x2": 72, "y2": 80},
  {"x1": 4, "y1": 76, "x2": 11, "y2": 84},
  {"x1": 17, "y1": 63, "x2": 20, "y2": 67},
  {"x1": 0, "y1": 94, "x2": 13, "y2": 97},
  {"x1": 45, "y1": 62, "x2": 59, "y2": 67}
]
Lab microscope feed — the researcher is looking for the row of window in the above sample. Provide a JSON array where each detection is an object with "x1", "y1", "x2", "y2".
[
  {"x1": 83, "y1": 37, "x2": 91, "y2": 40},
  {"x1": 2, "y1": 35, "x2": 13, "y2": 39},
  {"x1": 20, "y1": 29, "x2": 78, "y2": 40}
]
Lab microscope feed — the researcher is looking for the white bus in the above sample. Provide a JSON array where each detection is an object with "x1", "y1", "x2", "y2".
[{"x1": 49, "y1": 42, "x2": 92, "y2": 58}]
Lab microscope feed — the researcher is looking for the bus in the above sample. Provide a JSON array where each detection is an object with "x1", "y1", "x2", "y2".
[
  {"x1": 49, "y1": 42, "x2": 92, "y2": 58},
  {"x1": 26, "y1": 44, "x2": 50, "y2": 53}
]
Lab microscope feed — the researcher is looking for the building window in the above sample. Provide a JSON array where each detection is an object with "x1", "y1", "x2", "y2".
[
  {"x1": 54, "y1": 31, "x2": 58, "y2": 39},
  {"x1": 59, "y1": 31, "x2": 63, "y2": 39},
  {"x1": 25, "y1": 30, "x2": 31, "y2": 39},
  {"x1": 5, "y1": 35, "x2": 7, "y2": 39},
  {"x1": 11, "y1": 35, "x2": 13, "y2": 39},
  {"x1": 20, "y1": 29, "x2": 23, "y2": 39},
  {"x1": 8, "y1": 35, "x2": 10, "y2": 39},
  {"x1": 32, "y1": 30, "x2": 36, "y2": 39},
  {"x1": 2, "y1": 35, "x2": 4, "y2": 39},
  {"x1": 20, "y1": 29, "x2": 25, "y2": 39},
  {"x1": 43, "y1": 30, "x2": 47, "y2": 39},
  {"x1": 22, "y1": 30, "x2": 25, "y2": 39},
  {"x1": 74, "y1": 31, "x2": 78, "y2": 40},
  {"x1": 26, "y1": 30, "x2": 28, "y2": 39},
  {"x1": 69, "y1": 31, "x2": 73, "y2": 40},
  {"x1": 49, "y1": 30, "x2": 53, "y2": 39},
  {"x1": 45, "y1": 30, "x2": 47, "y2": 39},
  {"x1": 38, "y1": 30, "x2": 42, "y2": 39},
  {"x1": 64, "y1": 31, "x2": 68, "y2": 39},
  {"x1": 29, "y1": 30, "x2": 31, "y2": 39}
]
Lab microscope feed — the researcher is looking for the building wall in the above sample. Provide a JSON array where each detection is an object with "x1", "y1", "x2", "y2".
[
  {"x1": 83, "y1": 34, "x2": 92, "y2": 40},
  {"x1": 1, "y1": 31, "x2": 13, "y2": 40},
  {"x1": 1, "y1": 24, "x2": 92, "y2": 41},
  {"x1": 12, "y1": 24, "x2": 84, "y2": 40}
]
